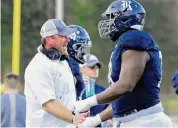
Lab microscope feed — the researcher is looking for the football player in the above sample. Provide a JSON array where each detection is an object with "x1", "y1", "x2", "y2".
[
  {"x1": 73, "y1": 0, "x2": 173, "y2": 127},
  {"x1": 67, "y1": 25, "x2": 92, "y2": 99},
  {"x1": 67, "y1": 26, "x2": 111, "y2": 127},
  {"x1": 172, "y1": 71, "x2": 178, "y2": 97}
]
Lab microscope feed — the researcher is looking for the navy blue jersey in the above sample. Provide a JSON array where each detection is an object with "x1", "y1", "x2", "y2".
[
  {"x1": 67, "y1": 58, "x2": 85, "y2": 100},
  {"x1": 1, "y1": 93, "x2": 26, "y2": 127},
  {"x1": 108, "y1": 30, "x2": 162, "y2": 118},
  {"x1": 172, "y1": 71, "x2": 178, "y2": 95}
]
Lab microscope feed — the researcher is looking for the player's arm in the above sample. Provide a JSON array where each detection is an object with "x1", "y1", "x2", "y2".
[
  {"x1": 74, "y1": 50, "x2": 150, "y2": 114},
  {"x1": 97, "y1": 50, "x2": 150, "y2": 104},
  {"x1": 100, "y1": 104, "x2": 113, "y2": 122}
]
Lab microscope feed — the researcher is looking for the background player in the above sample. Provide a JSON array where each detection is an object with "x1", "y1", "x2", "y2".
[
  {"x1": 67, "y1": 25, "x2": 112, "y2": 127},
  {"x1": 172, "y1": 71, "x2": 178, "y2": 97},
  {"x1": 67, "y1": 25, "x2": 92, "y2": 100}
]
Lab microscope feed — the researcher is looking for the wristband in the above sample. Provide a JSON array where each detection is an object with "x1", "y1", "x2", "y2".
[
  {"x1": 94, "y1": 114, "x2": 102, "y2": 124},
  {"x1": 87, "y1": 95, "x2": 98, "y2": 106},
  {"x1": 71, "y1": 114, "x2": 76, "y2": 124}
]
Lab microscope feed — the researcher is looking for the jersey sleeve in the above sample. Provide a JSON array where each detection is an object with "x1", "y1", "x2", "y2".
[
  {"x1": 172, "y1": 71, "x2": 178, "y2": 95},
  {"x1": 67, "y1": 58, "x2": 85, "y2": 99},
  {"x1": 119, "y1": 30, "x2": 159, "y2": 52}
]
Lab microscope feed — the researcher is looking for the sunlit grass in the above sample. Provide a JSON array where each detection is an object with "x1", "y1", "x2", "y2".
[{"x1": 162, "y1": 100, "x2": 178, "y2": 115}]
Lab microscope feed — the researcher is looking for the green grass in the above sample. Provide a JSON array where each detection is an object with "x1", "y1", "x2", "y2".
[{"x1": 161, "y1": 100, "x2": 178, "y2": 115}]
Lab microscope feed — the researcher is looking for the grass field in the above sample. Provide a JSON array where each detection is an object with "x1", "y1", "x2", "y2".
[
  {"x1": 162, "y1": 100, "x2": 178, "y2": 127},
  {"x1": 162, "y1": 100, "x2": 178, "y2": 115}
]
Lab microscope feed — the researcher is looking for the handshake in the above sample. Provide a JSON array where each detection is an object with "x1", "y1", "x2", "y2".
[{"x1": 72, "y1": 95, "x2": 102, "y2": 127}]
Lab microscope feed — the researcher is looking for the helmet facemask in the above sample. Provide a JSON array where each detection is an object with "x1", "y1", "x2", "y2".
[
  {"x1": 72, "y1": 41, "x2": 92, "y2": 64},
  {"x1": 98, "y1": 0, "x2": 146, "y2": 39},
  {"x1": 98, "y1": 11, "x2": 119, "y2": 38}
]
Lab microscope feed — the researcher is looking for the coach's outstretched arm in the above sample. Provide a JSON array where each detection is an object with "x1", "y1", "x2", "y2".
[
  {"x1": 74, "y1": 50, "x2": 150, "y2": 113},
  {"x1": 25, "y1": 64, "x2": 89, "y2": 126},
  {"x1": 43, "y1": 99, "x2": 89, "y2": 125}
]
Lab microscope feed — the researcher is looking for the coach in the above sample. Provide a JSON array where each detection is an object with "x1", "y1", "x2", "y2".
[{"x1": 24, "y1": 19, "x2": 88, "y2": 127}]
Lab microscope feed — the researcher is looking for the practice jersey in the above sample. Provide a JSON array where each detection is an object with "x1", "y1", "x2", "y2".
[
  {"x1": 108, "y1": 30, "x2": 162, "y2": 118},
  {"x1": 172, "y1": 71, "x2": 178, "y2": 95},
  {"x1": 1, "y1": 93, "x2": 26, "y2": 127}
]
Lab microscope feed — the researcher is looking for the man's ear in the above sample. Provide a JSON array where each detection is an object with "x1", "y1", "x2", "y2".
[
  {"x1": 45, "y1": 37, "x2": 50, "y2": 41},
  {"x1": 45, "y1": 37, "x2": 53, "y2": 46},
  {"x1": 80, "y1": 66, "x2": 88, "y2": 73},
  {"x1": 80, "y1": 66, "x2": 84, "y2": 73}
]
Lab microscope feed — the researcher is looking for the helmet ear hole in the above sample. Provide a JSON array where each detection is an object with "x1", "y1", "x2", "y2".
[{"x1": 104, "y1": 12, "x2": 118, "y2": 19}]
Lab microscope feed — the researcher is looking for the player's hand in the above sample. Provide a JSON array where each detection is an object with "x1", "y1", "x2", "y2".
[
  {"x1": 73, "y1": 95, "x2": 98, "y2": 114},
  {"x1": 74, "y1": 111, "x2": 90, "y2": 126},
  {"x1": 77, "y1": 114, "x2": 102, "y2": 127},
  {"x1": 73, "y1": 99, "x2": 91, "y2": 114}
]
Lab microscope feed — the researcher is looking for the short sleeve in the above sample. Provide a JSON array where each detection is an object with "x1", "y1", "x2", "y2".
[{"x1": 25, "y1": 65, "x2": 56, "y2": 105}]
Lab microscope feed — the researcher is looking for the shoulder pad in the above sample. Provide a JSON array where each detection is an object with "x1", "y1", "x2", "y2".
[{"x1": 119, "y1": 30, "x2": 159, "y2": 51}]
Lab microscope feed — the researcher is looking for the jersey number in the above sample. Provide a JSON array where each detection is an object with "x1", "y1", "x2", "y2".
[
  {"x1": 69, "y1": 33, "x2": 76, "y2": 40},
  {"x1": 108, "y1": 52, "x2": 114, "y2": 86},
  {"x1": 157, "y1": 51, "x2": 162, "y2": 88}
]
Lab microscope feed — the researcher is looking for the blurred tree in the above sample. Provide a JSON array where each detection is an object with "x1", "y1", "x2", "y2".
[
  {"x1": 1, "y1": 0, "x2": 13, "y2": 75},
  {"x1": 20, "y1": 0, "x2": 55, "y2": 81}
]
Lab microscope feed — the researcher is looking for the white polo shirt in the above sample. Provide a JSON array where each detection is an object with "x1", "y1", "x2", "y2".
[{"x1": 24, "y1": 48, "x2": 76, "y2": 127}]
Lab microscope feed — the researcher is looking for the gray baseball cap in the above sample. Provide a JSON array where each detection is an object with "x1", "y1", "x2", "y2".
[
  {"x1": 40, "y1": 19, "x2": 76, "y2": 37},
  {"x1": 84, "y1": 54, "x2": 104, "y2": 69}
]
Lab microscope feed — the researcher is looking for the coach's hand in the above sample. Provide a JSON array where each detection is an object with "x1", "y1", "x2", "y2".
[
  {"x1": 77, "y1": 114, "x2": 102, "y2": 127},
  {"x1": 73, "y1": 95, "x2": 98, "y2": 114},
  {"x1": 74, "y1": 111, "x2": 90, "y2": 126}
]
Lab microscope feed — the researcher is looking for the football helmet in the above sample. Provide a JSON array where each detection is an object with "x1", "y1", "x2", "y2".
[
  {"x1": 68, "y1": 25, "x2": 92, "y2": 64},
  {"x1": 98, "y1": 0, "x2": 146, "y2": 39}
]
